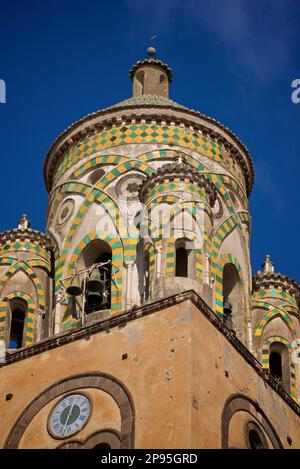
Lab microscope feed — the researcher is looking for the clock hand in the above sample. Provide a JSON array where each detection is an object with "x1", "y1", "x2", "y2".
[{"x1": 62, "y1": 403, "x2": 74, "y2": 436}]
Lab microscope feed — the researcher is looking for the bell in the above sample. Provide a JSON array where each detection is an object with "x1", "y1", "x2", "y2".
[
  {"x1": 85, "y1": 289, "x2": 103, "y2": 314},
  {"x1": 66, "y1": 275, "x2": 82, "y2": 296},
  {"x1": 223, "y1": 296, "x2": 232, "y2": 315},
  {"x1": 86, "y1": 268, "x2": 104, "y2": 293},
  {"x1": 86, "y1": 289, "x2": 102, "y2": 303}
]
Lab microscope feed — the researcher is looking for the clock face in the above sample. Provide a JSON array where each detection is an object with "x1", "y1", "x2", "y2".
[{"x1": 48, "y1": 394, "x2": 91, "y2": 438}]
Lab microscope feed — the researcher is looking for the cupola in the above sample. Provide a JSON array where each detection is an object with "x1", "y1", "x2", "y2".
[{"x1": 129, "y1": 47, "x2": 173, "y2": 98}]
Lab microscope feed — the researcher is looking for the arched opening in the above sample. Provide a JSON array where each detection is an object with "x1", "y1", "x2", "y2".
[
  {"x1": 248, "y1": 429, "x2": 264, "y2": 449},
  {"x1": 92, "y1": 443, "x2": 111, "y2": 449},
  {"x1": 134, "y1": 70, "x2": 145, "y2": 95},
  {"x1": 175, "y1": 239, "x2": 191, "y2": 278},
  {"x1": 77, "y1": 241, "x2": 112, "y2": 315},
  {"x1": 159, "y1": 73, "x2": 166, "y2": 84},
  {"x1": 222, "y1": 263, "x2": 243, "y2": 335},
  {"x1": 88, "y1": 168, "x2": 105, "y2": 186},
  {"x1": 269, "y1": 351, "x2": 282, "y2": 380},
  {"x1": 269, "y1": 342, "x2": 290, "y2": 392},
  {"x1": 176, "y1": 247, "x2": 188, "y2": 277},
  {"x1": 9, "y1": 298, "x2": 27, "y2": 349}
]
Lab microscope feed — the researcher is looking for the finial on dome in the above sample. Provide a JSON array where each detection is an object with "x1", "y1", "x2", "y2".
[
  {"x1": 262, "y1": 254, "x2": 274, "y2": 273},
  {"x1": 18, "y1": 213, "x2": 30, "y2": 230},
  {"x1": 147, "y1": 46, "x2": 156, "y2": 57}
]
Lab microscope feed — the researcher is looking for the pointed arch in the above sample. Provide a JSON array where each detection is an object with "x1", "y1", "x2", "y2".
[
  {"x1": 62, "y1": 233, "x2": 123, "y2": 329},
  {"x1": 0, "y1": 291, "x2": 37, "y2": 346},
  {"x1": 55, "y1": 187, "x2": 124, "y2": 292},
  {"x1": 211, "y1": 215, "x2": 240, "y2": 263},
  {"x1": 0, "y1": 261, "x2": 45, "y2": 314},
  {"x1": 71, "y1": 154, "x2": 129, "y2": 180},
  {"x1": 261, "y1": 336, "x2": 297, "y2": 401},
  {"x1": 213, "y1": 253, "x2": 246, "y2": 318},
  {"x1": 253, "y1": 301, "x2": 297, "y2": 338}
]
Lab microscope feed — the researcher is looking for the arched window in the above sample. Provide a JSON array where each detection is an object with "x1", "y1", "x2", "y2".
[
  {"x1": 134, "y1": 70, "x2": 145, "y2": 95},
  {"x1": 249, "y1": 429, "x2": 264, "y2": 449},
  {"x1": 9, "y1": 299, "x2": 27, "y2": 349},
  {"x1": 245, "y1": 421, "x2": 269, "y2": 449},
  {"x1": 175, "y1": 239, "x2": 190, "y2": 277},
  {"x1": 78, "y1": 241, "x2": 112, "y2": 314},
  {"x1": 269, "y1": 351, "x2": 282, "y2": 381},
  {"x1": 92, "y1": 443, "x2": 111, "y2": 449},
  {"x1": 222, "y1": 263, "x2": 243, "y2": 335},
  {"x1": 269, "y1": 342, "x2": 290, "y2": 392}
]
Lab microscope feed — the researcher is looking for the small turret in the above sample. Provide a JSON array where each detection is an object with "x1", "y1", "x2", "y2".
[
  {"x1": 130, "y1": 47, "x2": 173, "y2": 98},
  {"x1": 18, "y1": 214, "x2": 30, "y2": 230},
  {"x1": 261, "y1": 254, "x2": 274, "y2": 273}
]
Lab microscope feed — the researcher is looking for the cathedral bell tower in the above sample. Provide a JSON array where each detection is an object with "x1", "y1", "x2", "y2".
[
  {"x1": 43, "y1": 48, "x2": 254, "y2": 345},
  {"x1": 1, "y1": 48, "x2": 300, "y2": 451}
]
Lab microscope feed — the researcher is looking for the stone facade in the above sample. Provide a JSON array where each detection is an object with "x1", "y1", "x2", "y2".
[{"x1": 0, "y1": 49, "x2": 299, "y2": 449}]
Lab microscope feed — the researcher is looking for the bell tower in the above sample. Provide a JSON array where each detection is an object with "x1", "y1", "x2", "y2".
[{"x1": 1, "y1": 48, "x2": 300, "y2": 451}]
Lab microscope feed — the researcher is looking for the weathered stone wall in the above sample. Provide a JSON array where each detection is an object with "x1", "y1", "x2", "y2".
[{"x1": 1, "y1": 294, "x2": 299, "y2": 449}]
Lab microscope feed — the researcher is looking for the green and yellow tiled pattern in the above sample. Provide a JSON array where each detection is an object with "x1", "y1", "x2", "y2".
[{"x1": 54, "y1": 123, "x2": 246, "y2": 189}]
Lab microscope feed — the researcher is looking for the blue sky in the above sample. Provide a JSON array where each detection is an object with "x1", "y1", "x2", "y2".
[{"x1": 0, "y1": 0, "x2": 299, "y2": 281}]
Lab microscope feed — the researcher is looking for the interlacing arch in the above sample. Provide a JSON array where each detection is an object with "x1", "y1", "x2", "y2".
[
  {"x1": 95, "y1": 159, "x2": 154, "y2": 190},
  {"x1": 217, "y1": 174, "x2": 248, "y2": 209},
  {"x1": 62, "y1": 233, "x2": 123, "y2": 329},
  {"x1": 0, "y1": 291, "x2": 36, "y2": 345},
  {"x1": 260, "y1": 336, "x2": 297, "y2": 401},
  {"x1": 0, "y1": 257, "x2": 16, "y2": 266},
  {"x1": 138, "y1": 148, "x2": 206, "y2": 173},
  {"x1": 147, "y1": 181, "x2": 211, "y2": 204},
  {"x1": 152, "y1": 201, "x2": 205, "y2": 241},
  {"x1": 71, "y1": 154, "x2": 129, "y2": 180},
  {"x1": 213, "y1": 253, "x2": 246, "y2": 318},
  {"x1": 55, "y1": 187, "x2": 125, "y2": 292},
  {"x1": 137, "y1": 149, "x2": 246, "y2": 211},
  {"x1": 237, "y1": 211, "x2": 250, "y2": 228},
  {"x1": 55, "y1": 148, "x2": 249, "y2": 314},
  {"x1": 283, "y1": 304, "x2": 299, "y2": 315},
  {"x1": 51, "y1": 183, "x2": 122, "y2": 228},
  {"x1": 142, "y1": 195, "x2": 182, "y2": 243},
  {"x1": 211, "y1": 214, "x2": 241, "y2": 264},
  {"x1": 87, "y1": 148, "x2": 244, "y2": 219},
  {"x1": 0, "y1": 241, "x2": 51, "y2": 264},
  {"x1": 253, "y1": 301, "x2": 297, "y2": 338},
  {"x1": 0, "y1": 260, "x2": 45, "y2": 314}
]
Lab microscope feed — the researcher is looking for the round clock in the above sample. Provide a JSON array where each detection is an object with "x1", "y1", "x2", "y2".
[{"x1": 48, "y1": 394, "x2": 91, "y2": 439}]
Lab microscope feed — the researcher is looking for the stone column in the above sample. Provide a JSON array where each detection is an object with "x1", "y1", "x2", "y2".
[
  {"x1": 204, "y1": 254, "x2": 210, "y2": 285},
  {"x1": 156, "y1": 245, "x2": 163, "y2": 279},
  {"x1": 125, "y1": 261, "x2": 134, "y2": 310}
]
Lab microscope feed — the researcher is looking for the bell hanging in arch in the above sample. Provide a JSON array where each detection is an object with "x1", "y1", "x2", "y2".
[
  {"x1": 86, "y1": 268, "x2": 104, "y2": 293},
  {"x1": 66, "y1": 275, "x2": 82, "y2": 296}
]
